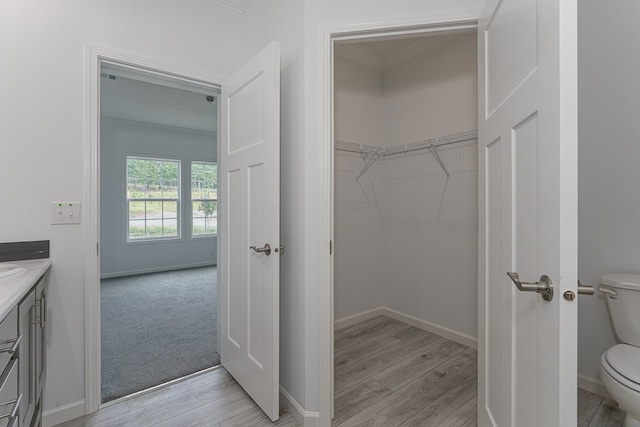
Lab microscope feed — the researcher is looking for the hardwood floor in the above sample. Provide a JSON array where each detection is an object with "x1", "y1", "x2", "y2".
[
  {"x1": 333, "y1": 315, "x2": 625, "y2": 427},
  {"x1": 55, "y1": 368, "x2": 298, "y2": 427},
  {"x1": 56, "y1": 315, "x2": 625, "y2": 427}
]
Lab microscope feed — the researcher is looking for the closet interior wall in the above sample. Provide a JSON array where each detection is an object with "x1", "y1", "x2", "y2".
[{"x1": 334, "y1": 32, "x2": 478, "y2": 340}]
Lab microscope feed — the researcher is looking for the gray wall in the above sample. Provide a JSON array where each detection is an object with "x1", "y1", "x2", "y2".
[
  {"x1": 100, "y1": 119, "x2": 216, "y2": 277},
  {"x1": 334, "y1": 54, "x2": 385, "y2": 320},
  {"x1": 577, "y1": 1, "x2": 640, "y2": 384}
]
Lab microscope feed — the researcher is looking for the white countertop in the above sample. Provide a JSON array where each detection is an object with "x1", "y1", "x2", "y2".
[{"x1": 0, "y1": 259, "x2": 51, "y2": 321}]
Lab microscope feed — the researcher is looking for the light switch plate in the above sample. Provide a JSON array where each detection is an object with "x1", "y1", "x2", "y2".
[{"x1": 51, "y1": 202, "x2": 81, "y2": 225}]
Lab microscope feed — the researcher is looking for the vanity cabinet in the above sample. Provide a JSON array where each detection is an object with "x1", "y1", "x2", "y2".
[
  {"x1": 0, "y1": 307, "x2": 19, "y2": 427},
  {"x1": 18, "y1": 276, "x2": 46, "y2": 427}
]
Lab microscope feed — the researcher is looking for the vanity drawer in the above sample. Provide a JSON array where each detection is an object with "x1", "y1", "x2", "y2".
[
  {"x1": 0, "y1": 308, "x2": 18, "y2": 375},
  {"x1": 0, "y1": 358, "x2": 19, "y2": 427}
]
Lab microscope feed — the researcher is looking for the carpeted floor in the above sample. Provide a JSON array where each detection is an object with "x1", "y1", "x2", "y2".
[{"x1": 101, "y1": 266, "x2": 219, "y2": 402}]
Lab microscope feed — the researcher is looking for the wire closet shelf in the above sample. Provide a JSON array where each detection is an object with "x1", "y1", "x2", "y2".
[{"x1": 334, "y1": 129, "x2": 478, "y2": 180}]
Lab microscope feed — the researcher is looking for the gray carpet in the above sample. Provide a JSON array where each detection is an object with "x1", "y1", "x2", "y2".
[{"x1": 101, "y1": 266, "x2": 219, "y2": 402}]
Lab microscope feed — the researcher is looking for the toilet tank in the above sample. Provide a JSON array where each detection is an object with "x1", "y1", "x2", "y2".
[{"x1": 601, "y1": 273, "x2": 640, "y2": 347}]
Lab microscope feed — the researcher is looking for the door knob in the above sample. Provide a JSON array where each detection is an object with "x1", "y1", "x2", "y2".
[
  {"x1": 250, "y1": 243, "x2": 271, "y2": 256},
  {"x1": 506, "y1": 272, "x2": 554, "y2": 301}
]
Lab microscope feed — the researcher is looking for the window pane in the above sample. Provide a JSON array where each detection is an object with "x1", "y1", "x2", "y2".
[
  {"x1": 128, "y1": 219, "x2": 146, "y2": 240},
  {"x1": 191, "y1": 162, "x2": 217, "y2": 236},
  {"x1": 191, "y1": 162, "x2": 217, "y2": 200},
  {"x1": 162, "y1": 218, "x2": 178, "y2": 237},
  {"x1": 163, "y1": 201, "x2": 178, "y2": 216},
  {"x1": 129, "y1": 201, "x2": 146, "y2": 220},
  {"x1": 146, "y1": 201, "x2": 163, "y2": 220},
  {"x1": 193, "y1": 200, "x2": 217, "y2": 236}
]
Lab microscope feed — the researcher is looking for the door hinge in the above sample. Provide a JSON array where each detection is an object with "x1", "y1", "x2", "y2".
[
  {"x1": 97, "y1": 242, "x2": 99, "y2": 256},
  {"x1": 330, "y1": 240, "x2": 332, "y2": 255}
]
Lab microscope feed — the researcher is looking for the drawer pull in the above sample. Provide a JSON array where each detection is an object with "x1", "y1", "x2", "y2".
[
  {"x1": 0, "y1": 335, "x2": 22, "y2": 355},
  {"x1": 35, "y1": 294, "x2": 46, "y2": 327},
  {"x1": 0, "y1": 394, "x2": 22, "y2": 420}
]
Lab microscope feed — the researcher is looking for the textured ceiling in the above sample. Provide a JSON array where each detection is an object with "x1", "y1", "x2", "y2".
[
  {"x1": 100, "y1": 75, "x2": 217, "y2": 133},
  {"x1": 207, "y1": 0, "x2": 254, "y2": 14},
  {"x1": 335, "y1": 30, "x2": 474, "y2": 71}
]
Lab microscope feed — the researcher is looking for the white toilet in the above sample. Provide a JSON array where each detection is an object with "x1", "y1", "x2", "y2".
[{"x1": 600, "y1": 273, "x2": 640, "y2": 427}]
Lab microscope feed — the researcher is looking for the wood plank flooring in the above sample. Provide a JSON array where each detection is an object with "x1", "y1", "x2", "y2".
[
  {"x1": 56, "y1": 315, "x2": 626, "y2": 427},
  {"x1": 334, "y1": 315, "x2": 625, "y2": 427},
  {"x1": 55, "y1": 367, "x2": 298, "y2": 427}
]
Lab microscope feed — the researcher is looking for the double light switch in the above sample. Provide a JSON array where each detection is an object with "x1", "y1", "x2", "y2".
[{"x1": 50, "y1": 202, "x2": 81, "y2": 225}]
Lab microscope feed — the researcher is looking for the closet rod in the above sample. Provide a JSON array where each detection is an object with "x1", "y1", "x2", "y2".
[
  {"x1": 381, "y1": 135, "x2": 477, "y2": 158},
  {"x1": 335, "y1": 129, "x2": 477, "y2": 180},
  {"x1": 334, "y1": 129, "x2": 478, "y2": 157}
]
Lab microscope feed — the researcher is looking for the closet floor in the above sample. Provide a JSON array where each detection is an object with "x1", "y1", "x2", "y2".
[{"x1": 334, "y1": 315, "x2": 624, "y2": 427}]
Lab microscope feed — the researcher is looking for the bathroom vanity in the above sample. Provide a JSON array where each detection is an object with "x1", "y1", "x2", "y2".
[{"x1": 0, "y1": 242, "x2": 50, "y2": 427}]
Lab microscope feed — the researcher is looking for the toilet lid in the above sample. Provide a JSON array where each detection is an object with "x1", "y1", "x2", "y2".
[{"x1": 605, "y1": 344, "x2": 640, "y2": 385}]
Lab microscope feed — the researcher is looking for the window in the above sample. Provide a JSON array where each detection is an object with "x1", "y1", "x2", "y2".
[
  {"x1": 126, "y1": 157, "x2": 180, "y2": 241},
  {"x1": 191, "y1": 162, "x2": 217, "y2": 236}
]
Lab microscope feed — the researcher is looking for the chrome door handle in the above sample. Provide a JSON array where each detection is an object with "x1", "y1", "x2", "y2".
[
  {"x1": 250, "y1": 243, "x2": 271, "y2": 256},
  {"x1": 577, "y1": 280, "x2": 595, "y2": 295},
  {"x1": 506, "y1": 272, "x2": 554, "y2": 301}
]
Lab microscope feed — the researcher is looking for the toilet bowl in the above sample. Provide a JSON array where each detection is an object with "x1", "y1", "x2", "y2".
[
  {"x1": 600, "y1": 273, "x2": 640, "y2": 427},
  {"x1": 600, "y1": 344, "x2": 640, "y2": 427}
]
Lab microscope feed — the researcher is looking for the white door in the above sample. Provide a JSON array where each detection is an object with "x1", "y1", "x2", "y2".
[
  {"x1": 478, "y1": 0, "x2": 577, "y2": 426},
  {"x1": 219, "y1": 41, "x2": 281, "y2": 421}
]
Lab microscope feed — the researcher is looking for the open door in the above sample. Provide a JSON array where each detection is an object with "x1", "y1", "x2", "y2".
[
  {"x1": 478, "y1": 0, "x2": 577, "y2": 426},
  {"x1": 219, "y1": 41, "x2": 281, "y2": 421}
]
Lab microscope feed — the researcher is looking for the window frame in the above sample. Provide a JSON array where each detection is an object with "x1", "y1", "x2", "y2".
[
  {"x1": 190, "y1": 161, "x2": 218, "y2": 237},
  {"x1": 125, "y1": 155, "x2": 182, "y2": 243}
]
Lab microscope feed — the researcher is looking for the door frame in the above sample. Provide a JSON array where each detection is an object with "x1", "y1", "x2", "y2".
[
  {"x1": 83, "y1": 44, "x2": 226, "y2": 414},
  {"x1": 316, "y1": 16, "x2": 479, "y2": 425}
]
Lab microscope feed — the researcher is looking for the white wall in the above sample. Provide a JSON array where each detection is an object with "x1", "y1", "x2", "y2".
[
  {"x1": 577, "y1": 1, "x2": 640, "y2": 384},
  {"x1": 100, "y1": 119, "x2": 217, "y2": 277},
  {"x1": 379, "y1": 33, "x2": 478, "y2": 338},
  {"x1": 333, "y1": 55, "x2": 385, "y2": 320},
  {"x1": 334, "y1": 33, "x2": 478, "y2": 338},
  {"x1": 0, "y1": 0, "x2": 247, "y2": 419}
]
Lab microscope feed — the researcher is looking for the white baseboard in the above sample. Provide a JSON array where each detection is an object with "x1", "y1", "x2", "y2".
[
  {"x1": 578, "y1": 373, "x2": 612, "y2": 399},
  {"x1": 43, "y1": 400, "x2": 86, "y2": 427},
  {"x1": 100, "y1": 261, "x2": 216, "y2": 279},
  {"x1": 334, "y1": 307, "x2": 385, "y2": 330},
  {"x1": 382, "y1": 307, "x2": 478, "y2": 349},
  {"x1": 280, "y1": 386, "x2": 319, "y2": 427},
  {"x1": 336, "y1": 307, "x2": 478, "y2": 349}
]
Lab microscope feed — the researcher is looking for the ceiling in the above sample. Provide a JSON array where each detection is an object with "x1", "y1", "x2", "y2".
[
  {"x1": 100, "y1": 75, "x2": 218, "y2": 133},
  {"x1": 335, "y1": 30, "x2": 474, "y2": 71},
  {"x1": 207, "y1": 0, "x2": 254, "y2": 14}
]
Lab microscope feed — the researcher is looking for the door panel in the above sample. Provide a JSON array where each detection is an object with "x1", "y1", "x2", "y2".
[
  {"x1": 478, "y1": 0, "x2": 578, "y2": 426},
  {"x1": 220, "y1": 41, "x2": 280, "y2": 421}
]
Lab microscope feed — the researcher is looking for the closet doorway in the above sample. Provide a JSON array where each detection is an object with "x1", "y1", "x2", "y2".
[
  {"x1": 98, "y1": 64, "x2": 221, "y2": 403},
  {"x1": 332, "y1": 29, "x2": 480, "y2": 423}
]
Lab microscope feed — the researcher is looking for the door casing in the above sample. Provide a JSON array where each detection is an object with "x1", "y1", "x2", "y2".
[{"x1": 83, "y1": 44, "x2": 225, "y2": 414}]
